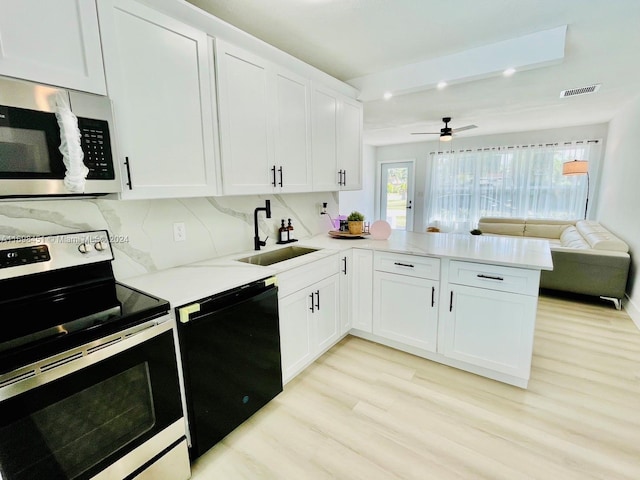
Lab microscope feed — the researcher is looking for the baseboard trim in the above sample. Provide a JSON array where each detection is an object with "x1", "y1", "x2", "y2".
[{"x1": 623, "y1": 294, "x2": 640, "y2": 331}]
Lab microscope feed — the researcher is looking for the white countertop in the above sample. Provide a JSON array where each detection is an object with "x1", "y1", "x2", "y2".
[{"x1": 123, "y1": 231, "x2": 552, "y2": 311}]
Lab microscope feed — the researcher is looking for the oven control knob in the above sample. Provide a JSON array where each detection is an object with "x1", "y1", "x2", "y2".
[
  {"x1": 78, "y1": 243, "x2": 93, "y2": 254},
  {"x1": 94, "y1": 241, "x2": 106, "y2": 252}
]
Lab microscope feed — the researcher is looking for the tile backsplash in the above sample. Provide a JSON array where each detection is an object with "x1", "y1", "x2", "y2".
[{"x1": 0, "y1": 193, "x2": 338, "y2": 280}]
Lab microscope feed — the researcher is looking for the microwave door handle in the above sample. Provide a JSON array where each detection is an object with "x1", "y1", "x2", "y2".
[{"x1": 124, "y1": 157, "x2": 133, "y2": 190}]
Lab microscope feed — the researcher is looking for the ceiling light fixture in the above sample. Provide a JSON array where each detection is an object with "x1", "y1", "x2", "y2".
[
  {"x1": 503, "y1": 67, "x2": 516, "y2": 77},
  {"x1": 383, "y1": 91, "x2": 393, "y2": 100},
  {"x1": 439, "y1": 131, "x2": 453, "y2": 142},
  {"x1": 437, "y1": 81, "x2": 447, "y2": 89}
]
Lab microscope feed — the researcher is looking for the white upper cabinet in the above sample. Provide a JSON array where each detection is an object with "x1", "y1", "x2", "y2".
[
  {"x1": 312, "y1": 85, "x2": 363, "y2": 191},
  {"x1": 338, "y1": 96, "x2": 363, "y2": 191},
  {"x1": 215, "y1": 40, "x2": 312, "y2": 195},
  {"x1": 97, "y1": 0, "x2": 218, "y2": 199},
  {"x1": 0, "y1": 0, "x2": 106, "y2": 94}
]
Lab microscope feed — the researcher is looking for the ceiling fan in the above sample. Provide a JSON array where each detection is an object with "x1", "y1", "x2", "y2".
[{"x1": 411, "y1": 117, "x2": 477, "y2": 141}]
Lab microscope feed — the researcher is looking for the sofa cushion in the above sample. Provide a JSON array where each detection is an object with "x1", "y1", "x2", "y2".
[
  {"x1": 576, "y1": 221, "x2": 629, "y2": 252},
  {"x1": 477, "y1": 217, "x2": 525, "y2": 236},
  {"x1": 560, "y1": 226, "x2": 590, "y2": 249},
  {"x1": 524, "y1": 220, "x2": 574, "y2": 239}
]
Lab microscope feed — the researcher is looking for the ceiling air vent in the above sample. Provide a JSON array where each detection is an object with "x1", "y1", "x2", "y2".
[{"x1": 560, "y1": 84, "x2": 601, "y2": 98}]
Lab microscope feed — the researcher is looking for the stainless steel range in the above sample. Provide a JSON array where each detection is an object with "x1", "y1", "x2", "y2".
[{"x1": 0, "y1": 230, "x2": 190, "y2": 480}]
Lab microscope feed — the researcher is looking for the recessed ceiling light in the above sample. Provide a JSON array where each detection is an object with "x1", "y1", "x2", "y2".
[
  {"x1": 437, "y1": 81, "x2": 447, "y2": 89},
  {"x1": 503, "y1": 67, "x2": 517, "y2": 77},
  {"x1": 383, "y1": 91, "x2": 393, "y2": 100}
]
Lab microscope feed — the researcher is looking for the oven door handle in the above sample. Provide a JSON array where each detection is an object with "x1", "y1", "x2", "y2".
[{"x1": 0, "y1": 319, "x2": 172, "y2": 402}]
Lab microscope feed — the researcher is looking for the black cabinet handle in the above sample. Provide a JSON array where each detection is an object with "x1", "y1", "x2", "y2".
[
  {"x1": 342, "y1": 256, "x2": 347, "y2": 275},
  {"x1": 315, "y1": 290, "x2": 320, "y2": 310},
  {"x1": 338, "y1": 169, "x2": 344, "y2": 186},
  {"x1": 449, "y1": 291, "x2": 453, "y2": 312},
  {"x1": 431, "y1": 286, "x2": 435, "y2": 307},
  {"x1": 343, "y1": 169, "x2": 347, "y2": 186},
  {"x1": 394, "y1": 262, "x2": 414, "y2": 268},
  {"x1": 477, "y1": 274, "x2": 504, "y2": 281},
  {"x1": 278, "y1": 166, "x2": 283, "y2": 187},
  {"x1": 309, "y1": 293, "x2": 315, "y2": 313},
  {"x1": 271, "y1": 165, "x2": 277, "y2": 187},
  {"x1": 124, "y1": 157, "x2": 133, "y2": 190}
]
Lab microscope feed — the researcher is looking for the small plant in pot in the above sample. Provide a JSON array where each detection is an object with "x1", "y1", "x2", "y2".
[{"x1": 347, "y1": 211, "x2": 365, "y2": 235}]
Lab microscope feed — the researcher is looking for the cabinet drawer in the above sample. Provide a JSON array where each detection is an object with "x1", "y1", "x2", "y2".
[
  {"x1": 277, "y1": 254, "x2": 339, "y2": 297},
  {"x1": 448, "y1": 261, "x2": 540, "y2": 296},
  {"x1": 374, "y1": 252, "x2": 440, "y2": 280}
]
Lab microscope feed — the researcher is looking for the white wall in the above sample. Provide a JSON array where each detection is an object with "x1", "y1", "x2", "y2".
[
  {"x1": 375, "y1": 123, "x2": 609, "y2": 232},
  {"x1": 596, "y1": 96, "x2": 640, "y2": 326},
  {"x1": 339, "y1": 144, "x2": 375, "y2": 223}
]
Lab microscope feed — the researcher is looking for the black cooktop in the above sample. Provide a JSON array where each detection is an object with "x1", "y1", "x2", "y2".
[{"x1": 0, "y1": 279, "x2": 169, "y2": 375}]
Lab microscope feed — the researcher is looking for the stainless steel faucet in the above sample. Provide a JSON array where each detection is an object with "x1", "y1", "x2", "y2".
[{"x1": 253, "y1": 199, "x2": 271, "y2": 250}]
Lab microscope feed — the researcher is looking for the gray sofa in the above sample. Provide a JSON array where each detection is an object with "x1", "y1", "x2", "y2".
[{"x1": 477, "y1": 217, "x2": 631, "y2": 309}]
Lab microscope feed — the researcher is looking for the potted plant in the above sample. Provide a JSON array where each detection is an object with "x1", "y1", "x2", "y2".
[{"x1": 347, "y1": 211, "x2": 365, "y2": 235}]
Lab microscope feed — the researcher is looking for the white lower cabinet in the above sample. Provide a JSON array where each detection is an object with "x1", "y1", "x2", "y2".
[
  {"x1": 339, "y1": 251, "x2": 352, "y2": 335},
  {"x1": 441, "y1": 284, "x2": 537, "y2": 378},
  {"x1": 373, "y1": 272, "x2": 438, "y2": 352},
  {"x1": 350, "y1": 249, "x2": 374, "y2": 332},
  {"x1": 278, "y1": 256, "x2": 340, "y2": 384}
]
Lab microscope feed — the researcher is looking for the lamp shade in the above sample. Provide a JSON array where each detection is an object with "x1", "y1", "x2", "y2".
[
  {"x1": 440, "y1": 132, "x2": 453, "y2": 142},
  {"x1": 562, "y1": 160, "x2": 588, "y2": 175}
]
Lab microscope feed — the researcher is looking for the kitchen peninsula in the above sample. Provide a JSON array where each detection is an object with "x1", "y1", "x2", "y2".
[{"x1": 125, "y1": 231, "x2": 552, "y2": 389}]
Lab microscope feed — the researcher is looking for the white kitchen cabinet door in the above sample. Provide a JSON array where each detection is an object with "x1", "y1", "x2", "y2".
[
  {"x1": 273, "y1": 68, "x2": 312, "y2": 192},
  {"x1": 373, "y1": 272, "x2": 438, "y2": 352},
  {"x1": 311, "y1": 85, "x2": 340, "y2": 191},
  {"x1": 0, "y1": 0, "x2": 106, "y2": 94},
  {"x1": 339, "y1": 251, "x2": 352, "y2": 335},
  {"x1": 279, "y1": 288, "x2": 314, "y2": 384},
  {"x1": 338, "y1": 96, "x2": 363, "y2": 190},
  {"x1": 441, "y1": 284, "x2": 537, "y2": 378},
  {"x1": 351, "y1": 249, "x2": 374, "y2": 332},
  {"x1": 216, "y1": 40, "x2": 274, "y2": 195},
  {"x1": 313, "y1": 274, "x2": 340, "y2": 353},
  {"x1": 98, "y1": 0, "x2": 217, "y2": 199}
]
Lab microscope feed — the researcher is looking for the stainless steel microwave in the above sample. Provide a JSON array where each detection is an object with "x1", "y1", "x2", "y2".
[{"x1": 0, "y1": 76, "x2": 121, "y2": 198}]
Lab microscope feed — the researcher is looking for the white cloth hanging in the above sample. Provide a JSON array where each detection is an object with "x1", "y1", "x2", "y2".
[{"x1": 55, "y1": 92, "x2": 88, "y2": 193}]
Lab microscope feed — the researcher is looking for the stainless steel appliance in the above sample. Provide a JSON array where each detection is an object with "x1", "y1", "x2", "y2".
[
  {"x1": 0, "y1": 231, "x2": 189, "y2": 480},
  {"x1": 176, "y1": 278, "x2": 282, "y2": 459},
  {"x1": 0, "y1": 76, "x2": 121, "y2": 198}
]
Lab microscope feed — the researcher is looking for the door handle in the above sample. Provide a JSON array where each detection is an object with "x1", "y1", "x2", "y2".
[
  {"x1": 271, "y1": 165, "x2": 277, "y2": 187},
  {"x1": 449, "y1": 291, "x2": 453, "y2": 312},
  {"x1": 124, "y1": 157, "x2": 133, "y2": 190},
  {"x1": 342, "y1": 169, "x2": 347, "y2": 186},
  {"x1": 309, "y1": 293, "x2": 315, "y2": 313},
  {"x1": 431, "y1": 286, "x2": 435, "y2": 307},
  {"x1": 278, "y1": 166, "x2": 283, "y2": 187},
  {"x1": 342, "y1": 256, "x2": 347, "y2": 275},
  {"x1": 338, "y1": 170, "x2": 343, "y2": 186},
  {"x1": 315, "y1": 290, "x2": 320, "y2": 310},
  {"x1": 407, "y1": 200, "x2": 412, "y2": 209}
]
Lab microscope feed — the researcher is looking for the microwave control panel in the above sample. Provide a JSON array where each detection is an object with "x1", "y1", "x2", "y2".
[{"x1": 78, "y1": 117, "x2": 115, "y2": 180}]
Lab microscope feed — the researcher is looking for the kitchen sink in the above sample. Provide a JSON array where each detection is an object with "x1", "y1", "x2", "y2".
[{"x1": 236, "y1": 246, "x2": 319, "y2": 266}]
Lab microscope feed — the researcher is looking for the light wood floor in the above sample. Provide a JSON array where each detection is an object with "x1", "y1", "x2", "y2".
[{"x1": 190, "y1": 294, "x2": 640, "y2": 479}]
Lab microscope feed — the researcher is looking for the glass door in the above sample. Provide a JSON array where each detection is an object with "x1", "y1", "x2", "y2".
[{"x1": 379, "y1": 161, "x2": 414, "y2": 230}]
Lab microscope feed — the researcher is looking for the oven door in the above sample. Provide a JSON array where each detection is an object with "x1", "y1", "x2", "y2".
[{"x1": 0, "y1": 321, "x2": 189, "y2": 480}]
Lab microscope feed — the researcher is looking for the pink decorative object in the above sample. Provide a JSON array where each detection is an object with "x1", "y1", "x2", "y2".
[{"x1": 370, "y1": 220, "x2": 392, "y2": 240}]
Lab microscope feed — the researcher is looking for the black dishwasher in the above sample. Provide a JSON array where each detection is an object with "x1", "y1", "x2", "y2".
[{"x1": 176, "y1": 277, "x2": 282, "y2": 459}]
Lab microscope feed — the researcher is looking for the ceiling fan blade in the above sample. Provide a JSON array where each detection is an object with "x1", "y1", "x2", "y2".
[
  {"x1": 410, "y1": 132, "x2": 440, "y2": 135},
  {"x1": 452, "y1": 124, "x2": 477, "y2": 133}
]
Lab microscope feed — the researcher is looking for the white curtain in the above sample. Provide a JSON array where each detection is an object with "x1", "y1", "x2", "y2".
[{"x1": 426, "y1": 141, "x2": 598, "y2": 232}]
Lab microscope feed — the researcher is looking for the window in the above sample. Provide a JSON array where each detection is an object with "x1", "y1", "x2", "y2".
[{"x1": 426, "y1": 142, "x2": 597, "y2": 231}]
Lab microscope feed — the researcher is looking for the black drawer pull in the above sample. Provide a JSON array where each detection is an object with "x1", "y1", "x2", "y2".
[
  {"x1": 315, "y1": 290, "x2": 320, "y2": 310},
  {"x1": 394, "y1": 262, "x2": 414, "y2": 268},
  {"x1": 124, "y1": 157, "x2": 133, "y2": 190},
  {"x1": 477, "y1": 274, "x2": 504, "y2": 281},
  {"x1": 309, "y1": 293, "x2": 315, "y2": 313}
]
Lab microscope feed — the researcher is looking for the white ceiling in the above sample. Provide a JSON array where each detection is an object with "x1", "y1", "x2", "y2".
[{"x1": 186, "y1": 0, "x2": 640, "y2": 146}]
